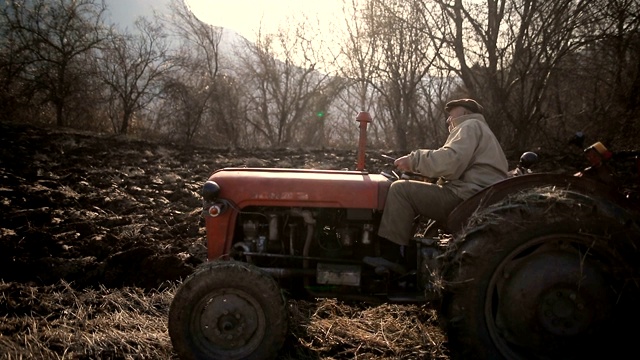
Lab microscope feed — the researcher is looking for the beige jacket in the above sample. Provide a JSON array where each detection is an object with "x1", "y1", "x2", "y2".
[{"x1": 409, "y1": 114, "x2": 508, "y2": 200}]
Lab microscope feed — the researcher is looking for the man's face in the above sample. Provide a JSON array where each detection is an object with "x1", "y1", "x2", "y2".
[{"x1": 446, "y1": 106, "x2": 467, "y2": 132}]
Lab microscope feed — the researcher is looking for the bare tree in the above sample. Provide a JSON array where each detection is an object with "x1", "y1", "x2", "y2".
[
  {"x1": 235, "y1": 22, "x2": 344, "y2": 148},
  {"x1": 2, "y1": 0, "x2": 108, "y2": 127},
  {"x1": 201, "y1": 74, "x2": 246, "y2": 147},
  {"x1": 158, "y1": 73, "x2": 208, "y2": 143},
  {"x1": 425, "y1": 0, "x2": 602, "y2": 150},
  {"x1": 153, "y1": 0, "x2": 234, "y2": 145},
  {"x1": 167, "y1": 0, "x2": 223, "y2": 80},
  {"x1": 337, "y1": 0, "x2": 445, "y2": 150},
  {"x1": 0, "y1": 12, "x2": 30, "y2": 123},
  {"x1": 543, "y1": 0, "x2": 640, "y2": 148},
  {"x1": 333, "y1": 0, "x2": 383, "y2": 147},
  {"x1": 97, "y1": 18, "x2": 170, "y2": 134}
]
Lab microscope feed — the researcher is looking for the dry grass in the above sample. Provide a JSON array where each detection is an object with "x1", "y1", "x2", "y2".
[
  {"x1": 0, "y1": 281, "x2": 449, "y2": 360},
  {"x1": 0, "y1": 281, "x2": 175, "y2": 359},
  {"x1": 284, "y1": 298, "x2": 448, "y2": 360}
]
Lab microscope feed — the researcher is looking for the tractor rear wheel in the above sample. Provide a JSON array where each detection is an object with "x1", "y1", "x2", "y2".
[
  {"x1": 169, "y1": 260, "x2": 288, "y2": 360},
  {"x1": 441, "y1": 187, "x2": 640, "y2": 359}
]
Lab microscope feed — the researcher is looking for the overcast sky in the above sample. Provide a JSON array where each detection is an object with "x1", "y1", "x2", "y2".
[{"x1": 184, "y1": 0, "x2": 349, "y2": 42}]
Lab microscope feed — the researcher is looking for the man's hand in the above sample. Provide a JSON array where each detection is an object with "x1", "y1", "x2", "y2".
[{"x1": 394, "y1": 155, "x2": 412, "y2": 172}]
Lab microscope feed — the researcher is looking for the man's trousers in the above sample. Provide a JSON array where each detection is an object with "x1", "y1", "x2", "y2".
[{"x1": 378, "y1": 180, "x2": 462, "y2": 246}]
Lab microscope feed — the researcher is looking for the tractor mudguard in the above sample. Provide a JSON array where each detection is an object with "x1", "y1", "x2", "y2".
[{"x1": 445, "y1": 173, "x2": 634, "y2": 234}]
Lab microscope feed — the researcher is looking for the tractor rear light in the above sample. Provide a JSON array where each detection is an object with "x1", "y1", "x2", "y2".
[
  {"x1": 207, "y1": 203, "x2": 226, "y2": 217},
  {"x1": 584, "y1": 142, "x2": 612, "y2": 167},
  {"x1": 208, "y1": 204, "x2": 222, "y2": 217}
]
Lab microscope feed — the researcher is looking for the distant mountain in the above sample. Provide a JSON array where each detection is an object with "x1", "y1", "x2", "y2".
[
  {"x1": 103, "y1": 0, "x2": 249, "y2": 59},
  {"x1": 105, "y1": 0, "x2": 171, "y2": 28}
]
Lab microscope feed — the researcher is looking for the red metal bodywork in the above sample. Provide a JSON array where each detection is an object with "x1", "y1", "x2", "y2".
[{"x1": 205, "y1": 167, "x2": 391, "y2": 260}]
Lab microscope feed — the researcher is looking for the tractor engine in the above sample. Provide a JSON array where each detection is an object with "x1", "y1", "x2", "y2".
[
  {"x1": 234, "y1": 207, "x2": 376, "y2": 257},
  {"x1": 230, "y1": 207, "x2": 380, "y2": 292}
]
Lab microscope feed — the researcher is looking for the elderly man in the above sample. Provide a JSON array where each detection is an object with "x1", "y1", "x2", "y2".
[{"x1": 371, "y1": 98, "x2": 508, "y2": 272}]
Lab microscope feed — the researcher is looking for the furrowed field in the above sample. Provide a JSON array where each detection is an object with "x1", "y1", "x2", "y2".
[{"x1": 0, "y1": 122, "x2": 449, "y2": 359}]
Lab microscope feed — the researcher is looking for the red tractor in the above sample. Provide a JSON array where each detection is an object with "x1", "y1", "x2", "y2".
[{"x1": 169, "y1": 113, "x2": 640, "y2": 359}]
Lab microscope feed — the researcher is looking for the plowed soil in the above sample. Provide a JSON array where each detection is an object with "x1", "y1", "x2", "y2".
[{"x1": 0, "y1": 122, "x2": 448, "y2": 359}]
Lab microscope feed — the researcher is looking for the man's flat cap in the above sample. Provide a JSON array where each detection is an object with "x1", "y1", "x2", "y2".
[{"x1": 445, "y1": 98, "x2": 484, "y2": 114}]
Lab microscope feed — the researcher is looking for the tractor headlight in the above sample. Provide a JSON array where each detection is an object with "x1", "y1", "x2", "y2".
[{"x1": 202, "y1": 181, "x2": 221, "y2": 202}]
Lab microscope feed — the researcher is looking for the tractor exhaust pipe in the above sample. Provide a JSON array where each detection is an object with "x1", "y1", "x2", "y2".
[{"x1": 356, "y1": 111, "x2": 372, "y2": 171}]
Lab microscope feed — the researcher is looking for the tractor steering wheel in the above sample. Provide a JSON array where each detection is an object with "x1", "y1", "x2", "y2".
[{"x1": 380, "y1": 154, "x2": 434, "y2": 182}]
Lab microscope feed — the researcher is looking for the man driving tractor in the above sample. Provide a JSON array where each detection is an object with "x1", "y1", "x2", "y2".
[{"x1": 369, "y1": 98, "x2": 508, "y2": 272}]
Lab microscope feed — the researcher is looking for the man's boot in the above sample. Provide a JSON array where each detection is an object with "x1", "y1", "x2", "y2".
[{"x1": 363, "y1": 240, "x2": 407, "y2": 274}]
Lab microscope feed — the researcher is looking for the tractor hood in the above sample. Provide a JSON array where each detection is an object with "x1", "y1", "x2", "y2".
[{"x1": 206, "y1": 168, "x2": 391, "y2": 210}]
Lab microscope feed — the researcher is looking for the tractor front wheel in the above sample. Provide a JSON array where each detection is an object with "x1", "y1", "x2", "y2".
[{"x1": 169, "y1": 260, "x2": 288, "y2": 360}]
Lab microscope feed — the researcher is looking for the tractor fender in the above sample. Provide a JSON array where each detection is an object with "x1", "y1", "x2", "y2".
[{"x1": 445, "y1": 173, "x2": 633, "y2": 234}]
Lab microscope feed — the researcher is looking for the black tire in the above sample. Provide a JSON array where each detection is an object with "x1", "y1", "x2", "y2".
[
  {"x1": 440, "y1": 187, "x2": 640, "y2": 360},
  {"x1": 169, "y1": 260, "x2": 288, "y2": 360}
]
